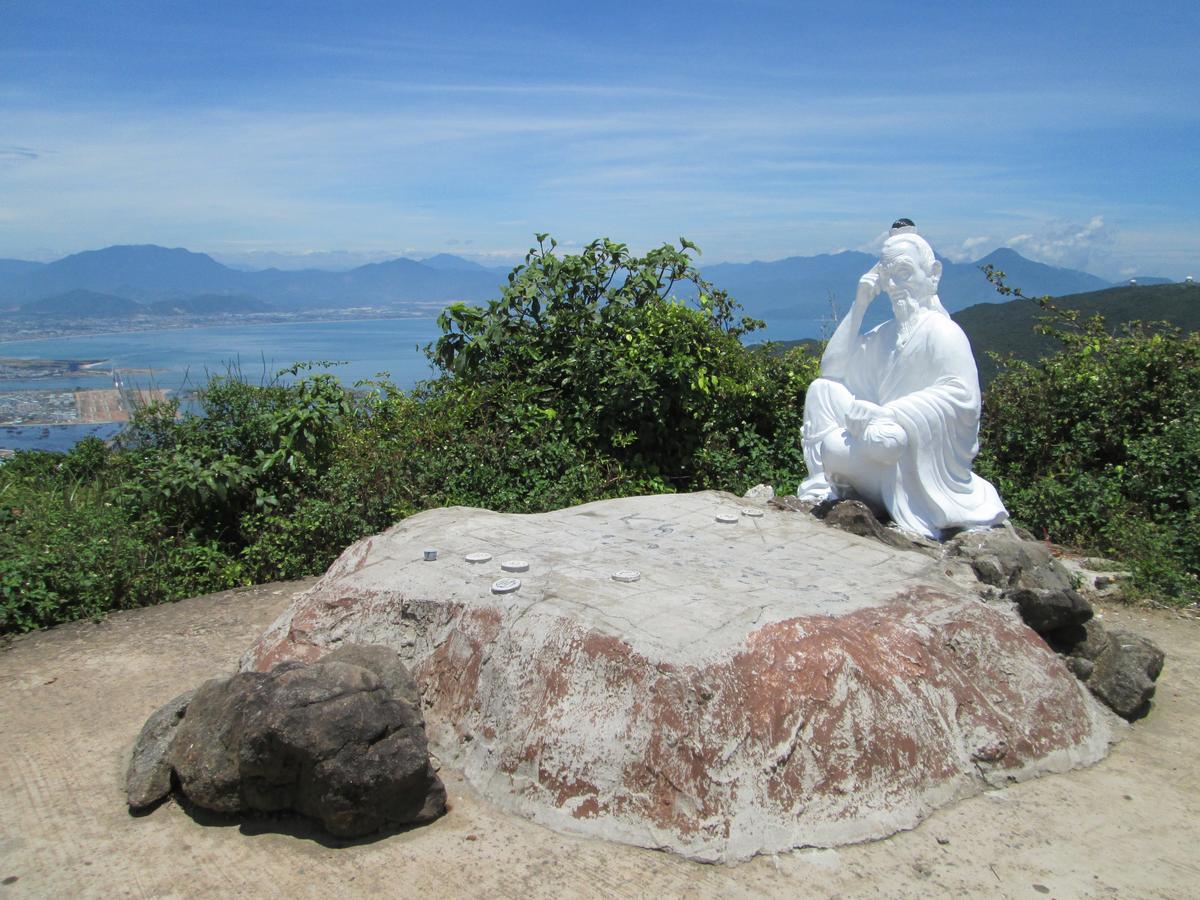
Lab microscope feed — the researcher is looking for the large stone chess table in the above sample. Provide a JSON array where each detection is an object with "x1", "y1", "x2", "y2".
[{"x1": 244, "y1": 491, "x2": 1117, "y2": 862}]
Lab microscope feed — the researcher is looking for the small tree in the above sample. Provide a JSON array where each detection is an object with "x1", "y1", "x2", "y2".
[{"x1": 429, "y1": 235, "x2": 814, "y2": 489}]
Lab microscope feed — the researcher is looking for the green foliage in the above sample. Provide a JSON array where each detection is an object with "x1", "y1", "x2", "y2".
[
  {"x1": 1, "y1": 236, "x2": 821, "y2": 634},
  {"x1": 431, "y1": 236, "x2": 810, "y2": 488},
  {"x1": 953, "y1": 281, "x2": 1200, "y2": 385},
  {"x1": 5, "y1": 243, "x2": 1194, "y2": 633},
  {"x1": 976, "y1": 267, "x2": 1200, "y2": 605}
]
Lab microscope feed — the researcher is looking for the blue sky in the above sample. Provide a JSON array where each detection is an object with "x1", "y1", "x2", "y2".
[{"x1": 2, "y1": 1, "x2": 1197, "y2": 279}]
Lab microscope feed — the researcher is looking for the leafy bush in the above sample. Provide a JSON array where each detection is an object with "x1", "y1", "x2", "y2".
[
  {"x1": 976, "y1": 269, "x2": 1200, "y2": 605},
  {"x1": 1, "y1": 236, "x2": 820, "y2": 634},
  {"x1": 5, "y1": 243, "x2": 1195, "y2": 633},
  {"x1": 433, "y1": 235, "x2": 815, "y2": 490}
]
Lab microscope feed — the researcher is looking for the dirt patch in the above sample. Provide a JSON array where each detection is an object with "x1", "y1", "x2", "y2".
[
  {"x1": 75, "y1": 388, "x2": 170, "y2": 423},
  {"x1": 0, "y1": 583, "x2": 1196, "y2": 897}
]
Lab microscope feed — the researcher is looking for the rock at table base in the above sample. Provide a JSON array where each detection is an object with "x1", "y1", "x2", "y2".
[
  {"x1": 243, "y1": 491, "x2": 1119, "y2": 862},
  {"x1": 128, "y1": 647, "x2": 446, "y2": 838}
]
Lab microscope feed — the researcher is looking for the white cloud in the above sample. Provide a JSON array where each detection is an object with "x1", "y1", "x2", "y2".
[
  {"x1": 1004, "y1": 216, "x2": 1114, "y2": 270},
  {"x1": 938, "y1": 235, "x2": 993, "y2": 262}
]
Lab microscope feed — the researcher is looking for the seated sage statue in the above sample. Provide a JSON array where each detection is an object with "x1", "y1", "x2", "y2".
[{"x1": 797, "y1": 220, "x2": 1008, "y2": 539}]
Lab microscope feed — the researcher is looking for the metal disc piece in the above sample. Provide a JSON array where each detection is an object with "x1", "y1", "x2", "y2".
[
  {"x1": 715, "y1": 513, "x2": 739, "y2": 524},
  {"x1": 611, "y1": 570, "x2": 641, "y2": 583},
  {"x1": 464, "y1": 552, "x2": 493, "y2": 564},
  {"x1": 491, "y1": 577, "x2": 522, "y2": 594},
  {"x1": 500, "y1": 559, "x2": 530, "y2": 572},
  {"x1": 740, "y1": 507, "x2": 764, "y2": 518}
]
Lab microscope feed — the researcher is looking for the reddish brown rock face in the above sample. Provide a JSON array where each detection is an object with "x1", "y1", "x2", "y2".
[{"x1": 243, "y1": 493, "x2": 1117, "y2": 862}]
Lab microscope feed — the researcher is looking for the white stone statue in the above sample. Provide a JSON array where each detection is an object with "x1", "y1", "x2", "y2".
[{"x1": 798, "y1": 221, "x2": 1008, "y2": 539}]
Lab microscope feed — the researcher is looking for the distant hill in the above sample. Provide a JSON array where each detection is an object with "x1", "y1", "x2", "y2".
[
  {"x1": 419, "y1": 253, "x2": 492, "y2": 273},
  {"x1": 0, "y1": 258, "x2": 45, "y2": 278},
  {"x1": 702, "y1": 247, "x2": 1114, "y2": 326},
  {"x1": 147, "y1": 294, "x2": 273, "y2": 315},
  {"x1": 3, "y1": 245, "x2": 245, "y2": 302},
  {"x1": 954, "y1": 282, "x2": 1200, "y2": 383},
  {"x1": 944, "y1": 248, "x2": 1111, "y2": 307},
  {"x1": 0, "y1": 242, "x2": 1188, "y2": 322},
  {"x1": 755, "y1": 283, "x2": 1200, "y2": 383},
  {"x1": 19, "y1": 289, "x2": 144, "y2": 318},
  {"x1": 0, "y1": 244, "x2": 506, "y2": 309}
]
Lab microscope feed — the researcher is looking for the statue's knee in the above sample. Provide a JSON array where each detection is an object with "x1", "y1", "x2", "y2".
[
  {"x1": 807, "y1": 377, "x2": 849, "y2": 404},
  {"x1": 805, "y1": 379, "x2": 854, "y2": 430}
]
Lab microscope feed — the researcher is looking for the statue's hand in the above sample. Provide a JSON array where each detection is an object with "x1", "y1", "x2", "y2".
[
  {"x1": 845, "y1": 399, "x2": 886, "y2": 438},
  {"x1": 854, "y1": 264, "x2": 882, "y2": 310},
  {"x1": 861, "y1": 419, "x2": 907, "y2": 464}
]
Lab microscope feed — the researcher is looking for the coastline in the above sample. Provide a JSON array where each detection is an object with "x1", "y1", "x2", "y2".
[{"x1": 0, "y1": 308, "x2": 440, "y2": 347}]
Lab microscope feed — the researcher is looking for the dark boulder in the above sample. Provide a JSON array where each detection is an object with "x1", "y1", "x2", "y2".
[
  {"x1": 1007, "y1": 586, "x2": 1093, "y2": 634},
  {"x1": 1087, "y1": 629, "x2": 1165, "y2": 722},
  {"x1": 808, "y1": 499, "x2": 940, "y2": 556},
  {"x1": 1045, "y1": 618, "x2": 1164, "y2": 721},
  {"x1": 949, "y1": 530, "x2": 1075, "y2": 593},
  {"x1": 1047, "y1": 618, "x2": 1111, "y2": 660},
  {"x1": 125, "y1": 688, "x2": 195, "y2": 810},
  {"x1": 948, "y1": 530, "x2": 1092, "y2": 635},
  {"x1": 126, "y1": 645, "x2": 446, "y2": 838}
]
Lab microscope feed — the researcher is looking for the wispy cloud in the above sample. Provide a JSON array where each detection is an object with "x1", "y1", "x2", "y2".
[
  {"x1": 2, "y1": 1, "x2": 1197, "y2": 279},
  {"x1": 1005, "y1": 216, "x2": 1114, "y2": 270},
  {"x1": 0, "y1": 146, "x2": 41, "y2": 169}
]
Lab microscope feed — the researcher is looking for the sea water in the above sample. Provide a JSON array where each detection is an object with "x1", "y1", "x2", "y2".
[
  {"x1": 0, "y1": 318, "x2": 441, "y2": 451},
  {"x1": 0, "y1": 313, "x2": 823, "y2": 452}
]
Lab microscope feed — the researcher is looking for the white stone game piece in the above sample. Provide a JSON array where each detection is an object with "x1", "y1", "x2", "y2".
[
  {"x1": 740, "y1": 508, "x2": 764, "y2": 518},
  {"x1": 422, "y1": 548, "x2": 438, "y2": 561},
  {"x1": 715, "y1": 513, "x2": 739, "y2": 524},
  {"x1": 464, "y1": 552, "x2": 493, "y2": 564},
  {"x1": 611, "y1": 570, "x2": 641, "y2": 583},
  {"x1": 500, "y1": 559, "x2": 529, "y2": 572},
  {"x1": 491, "y1": 577, "x2": 521, "y2": 594}
]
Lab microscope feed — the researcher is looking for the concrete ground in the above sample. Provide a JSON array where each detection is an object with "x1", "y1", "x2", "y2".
[{"x1": 1, "y1": 580, "x2": 1197, "y2": 899}]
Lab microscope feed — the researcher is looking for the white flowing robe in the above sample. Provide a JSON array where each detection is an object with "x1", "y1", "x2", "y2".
[{"x1": 802, "y1": 309, "x2": 1007, "y2": 538}]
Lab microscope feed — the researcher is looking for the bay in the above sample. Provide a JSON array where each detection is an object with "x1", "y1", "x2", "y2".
[
  {"x1": 0, "y1": 313, "x2": 822, "y2": 453},
  {"x1": 0, "y1": 318, "x2": 441, "y2": 452},
  {"x1": 0, "y1": 318, "x2": 442, "y2": 394}
]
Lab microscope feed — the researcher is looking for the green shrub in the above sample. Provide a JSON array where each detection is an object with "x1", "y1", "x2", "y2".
[
  {"x1": 432, "y1": 236, "x2": 816, "y2": 491},
  {"x1": 976, "y1": 269, "x2": 1200, "y2": 605},
  {"x1": 0, "y1": 236, "x2": 820, "y2": 634}
]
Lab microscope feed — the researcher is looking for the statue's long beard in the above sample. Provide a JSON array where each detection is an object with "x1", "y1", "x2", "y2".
[
  {"x1": 890, "y1": 293, "x2": 918, "y2": 320},
  {"x1": 890, "y1": 294, "x2": 924, "y2": 344}
]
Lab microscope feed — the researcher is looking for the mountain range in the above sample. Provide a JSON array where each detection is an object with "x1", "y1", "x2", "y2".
[
  {"x1": 0, "y1": 244, "x2": 1180, "y2": 323},
  {"x1": 954, "y1": 282, "x2": 1200, "y2": 383}
]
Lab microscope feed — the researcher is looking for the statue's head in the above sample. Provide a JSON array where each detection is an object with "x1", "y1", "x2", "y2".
[{"x1": 878, "y1": 231, "x2": 943, "y2": 314}]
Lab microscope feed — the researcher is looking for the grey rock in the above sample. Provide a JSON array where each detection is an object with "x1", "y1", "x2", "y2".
[
  {"x1": 1088, "y1": 630, "x2": 1165, "y2": 721},
  {"x1": 1035, "y1": 612, "x2": 1164, "y2": 721},
  {"x1": 132, "y1": 646, "x2": 445, "y2": 837},
  {"x1": 1065, "y1": 656, "x2": 1095, "y2": 680},
  {"x1": 948, "y1": 531, "x2": 1093, "y2": 635},
  {"x1": 949, "y1": 531, "x2": 1076, "y2": 593},
  {"x1": 969, "y1": 555, "x2": 1007, "y2": 587},
  {"x1": 768, "y1": 495, "x2": 812, "y2": 513},
  {"x1": 812, "y1": 499, "x2": 941, "y2": 557},
  {"x1": 323, "y1": 643, "x2": 421, "y2": 709},
  {"x1": 168, "y1": 673, "x2": 267, "y2": 814},
  {"x1": 743, "y1": 483, "x2": 775, "y2": 500},
  {"x1": 1049, "y1": 618, "x2": 1111, "y2": 661},
  {"x1": 1008, "y1": 586, "x2": 1093, "y2": 634},
  {"x1": 125, "y1": 688, "x2": 196, "y2": 810}
]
